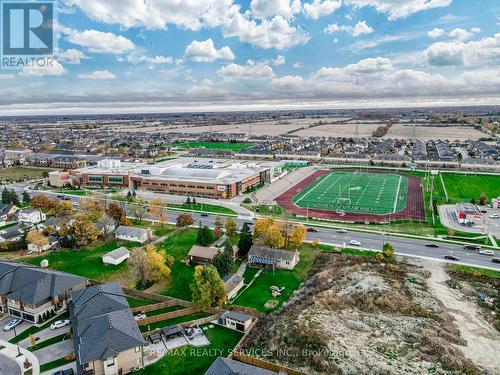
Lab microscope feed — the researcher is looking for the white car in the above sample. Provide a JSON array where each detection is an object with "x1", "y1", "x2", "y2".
[
  {"x1": 479, "y1": 250, "x2": 495, "y2": 256},
  {"x1": 134, "y1": 313, "x2": 147, "y2": 321},
  {"x1": 3, "y1": 318, "x2": 22, "y2": 332},
  {"x1": 349, "y1": 240, "x2": 362, "y2": 246},
  {"x1": 489, "y1": 214, "x2": 499, "y2": 219},
  {"x1": 50, "y1": 320, "x2": 71, "y2": 330}
]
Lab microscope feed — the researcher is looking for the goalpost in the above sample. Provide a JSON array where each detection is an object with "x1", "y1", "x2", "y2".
[{"x1": 337, "y1": 184, "x2": 352, "y2": 205}]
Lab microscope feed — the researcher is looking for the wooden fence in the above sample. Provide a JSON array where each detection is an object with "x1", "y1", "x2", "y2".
[
  {"x1": 131, "y1": 300, "x2": 178, "y2": 314},
  {"x1": 138, "y1": 306, "x2": 200, "y2": 326},
  {"x1": 232, "y1": 353, "x2": 309, "y2": 375}
]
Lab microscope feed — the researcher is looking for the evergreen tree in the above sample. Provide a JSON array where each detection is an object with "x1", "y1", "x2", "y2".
[
  {"x1": 22, "y1": 191, "x2": 31, "y2": 206},
  {"x1": 196, "y1": 226, "x2": 214, "y2": 246},
  {"x1": 212, "y1": 240, "x2": 234, "y2": 277},
  {"x1": 1, "y1": 188, "x2": 8, "y2": 204},
  {"x1": 238, "y1": 223, "x2": 253, "y2": 256},
  {"x1": 186, "y1": 196, "x2": 191, "y2": 205}
]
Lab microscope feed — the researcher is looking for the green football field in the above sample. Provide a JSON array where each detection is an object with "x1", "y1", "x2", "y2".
[{"x1": 292, "y1": 172, "x2": 409, "y2": 215}]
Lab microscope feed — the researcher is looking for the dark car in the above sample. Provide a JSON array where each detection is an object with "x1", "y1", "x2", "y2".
[
  {"x1": 53, "y1": 369, "x2": 74, "y2": 375},
  {"x1": 464, "y1": 244, "x2": 481, "y2": 251},
  {"x1": 491, "y1": 258, "x2": 500, "y2": 264},
  {"x1": 244, "y1": 222, "x2": 253, "y2": 226},
  {"x1": 307, "y1": 227, "x2": 318, "y2": 233},
  {"x1": 444, "y1": 255, "x2": 460, "y2": 261},
  {"x1": 425, "y1": 243, "x2": 439, "y2": 248},
  {"x1": 200, "y1": 213, "x2": 209, "y2": 217}
]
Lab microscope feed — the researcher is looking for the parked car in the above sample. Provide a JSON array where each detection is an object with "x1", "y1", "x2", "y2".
[
  {"x1": 479, "y1": 250, "x2": 495, "y2": 256},
  {"x1": 491, "y1": 258, "x2": 500, "y2": 264},
  {"x1": 349, "y1": 240, "x2": 361, "y2": 246},
  {"x1": 72, "y1": 201, "x2": 79, "y2": 207},
  {"x1": 50, "y1": 320, "x2": 71, "y2": 330},
  {"x1": 489, "y1": 214, "x2": 499, "y2": 219},
  {"x1": 425, "y1": 243, "x2": 439, "y2": 248},
  {"x1": 63, "y1": 196, "x2": 72, "y2": 201},
  {"x1": 200, "y1": 213, "x2": 209, "y2": 217},
  {"x1": 3, "y1": 318, "x2": 22, "y2": 332},
  {"x1": 464, "y1": 244, "x2": 481, "y2": 251},
  {"x1": 57, "y1": 195, "x2": 64, "y2": 199},
  {"x1": 134, "y1": 313, "x2": 147, "y2": 321},
  {"x1": 306, "y1": 227, "x2": 318, "y2": 233},
  {"x1": 244, "y1": 222, "x2": 253, "y2": 226},
  {"x1": 444, "y1": 255, "x2": 460, "y2": 261}
]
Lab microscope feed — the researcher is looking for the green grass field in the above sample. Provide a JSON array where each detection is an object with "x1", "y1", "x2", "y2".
[
  {"x1": 441, "y1": 173, "x2": 500, "y2": 202},
  {"x1": 292, "y1": 172, "x2": 409, "y2": 215},
  {"x1": 134, "y1": 324, "x2": 243, "y2": 375},
  {"x1": 172, "y1": 141, "x2": 254, "y2": 152},
  {"x1": 0, "y1": 167, "x2": 53, "y2": 182}
]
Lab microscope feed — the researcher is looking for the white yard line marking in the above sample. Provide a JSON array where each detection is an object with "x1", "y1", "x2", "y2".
[
  {"x1": 392, "y1": 175, "x2": 403, "y2": 213},
  {"x1": 295, "y1": 172, "x2": 336, "y2": 205}
]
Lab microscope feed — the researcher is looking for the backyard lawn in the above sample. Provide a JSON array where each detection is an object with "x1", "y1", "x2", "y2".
[
  {"x1": 126, "y1": 296, "x2": 157, "y2": 309},
  {"x1": 21, "y1": 240, "x2": 140, "y2": 281},
  {"x1": 233, "y1": 244, "x2": 319, "y2": 312},
  {"x1": 134, "y1": 324, "x2": 243, "y2": 375},
  {"x1": 158, "y1": 229, "x2": 198, "y2": 301},
  {"x1": 441, "y1": 173, "x2": 500, "y2": 203}
]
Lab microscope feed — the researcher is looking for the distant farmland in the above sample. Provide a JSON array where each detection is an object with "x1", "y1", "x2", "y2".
[{"x1": 172, "y1": 141, "x2": 254, "y2": 152}]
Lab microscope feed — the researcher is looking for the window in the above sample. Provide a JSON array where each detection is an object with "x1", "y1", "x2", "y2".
[
  {"x1": 135, "y1": 346, "x2": 141, "y2": 353},
  {"x1": 88, "y1": 175, "x2": 103, "y2": 183},
  {"x1": 108, "y1": 176, "x2": 124, "y2": 185},
  {"x1": 106, "y1": 357, "x2": 115, "y2": 367}
]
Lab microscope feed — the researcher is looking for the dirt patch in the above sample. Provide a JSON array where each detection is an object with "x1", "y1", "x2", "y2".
[{"x1": 243, "y1": 254, "x2": 486, "y2": 374}]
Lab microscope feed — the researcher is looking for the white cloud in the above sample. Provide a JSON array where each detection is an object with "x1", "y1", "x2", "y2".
[
  {"x1": 448, "y1": 27, "x2": 480, "y2": 41},
  {"x1": 324, "y1": 21, "x2": 374, "y2": 36},
  {"x1": 78, "y1": 70, "x2": 117, "y2": 80},
  {"x1": 57, "y1": 49, "x2": 89, "y2": 64},
  {"x1": 271, "y1": 75, "x2": 304, "y2": 90},
  {"x1": 0, "y1": 74, "x2": 15, "y2": 80},
  {"x1": 217, "y1": 60, "x2": 274, "y2": 80},
  {"x1": 126, "y1": 54, "x2": 174, "y2": 65},
  {"x1": 273, "y1": 55, "x2": 286, "y2": 65},
  {"x1": 184, "y1": 38, "x2": 235, "y2": 62},
  {"x1": 222, "y1": 14, "x2": 309, "y2": 49},
  {"x1": 186, "y1": 79, "x2": 227, "y2": 97},
  {"x1": 250, "y1": 0, "x2": 301, "y2": 19},
  {"x1": 60, "y1": 27, "x2": 135, "y2": 54},
  {"x1": 345, "y1": 0, "x2": 452, "y2": 20},
  {"x1": 427, "y1": 28, "x2": 445, "y2": 38},
  {"x1": 20, "y1": 60, "x2": 67, "y2": 77},
  {"x1": 425, "y1": 33, "x2": 500, "y2": 66},
  {"x1": 293, "y1": 62, "x2": 303, "y2": 68},
  {"x1": 303, "y1": 0, "x2": 342, "y2": 19}
]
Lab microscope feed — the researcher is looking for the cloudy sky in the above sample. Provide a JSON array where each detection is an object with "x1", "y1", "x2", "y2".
[{"x1": 1, "y1": 0, "x2": 499, "y2": 115}]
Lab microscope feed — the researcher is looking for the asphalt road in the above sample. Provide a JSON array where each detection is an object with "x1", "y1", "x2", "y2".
[
  {"x1": 17, "y1": 186, "x2": 500, "y2": 271},
  {"x1": 0, "y1": 353, "x2": 21, "y2": 375}
]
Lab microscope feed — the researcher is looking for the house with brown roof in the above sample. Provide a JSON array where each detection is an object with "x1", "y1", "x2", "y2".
[{"x1": 187, "y1": 245, "x2": 220, "y2": 264}]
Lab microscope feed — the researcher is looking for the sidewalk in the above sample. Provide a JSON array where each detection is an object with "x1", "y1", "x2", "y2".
[{"x1": 0, "y1": 338, "x2": 40, "y2": 375}]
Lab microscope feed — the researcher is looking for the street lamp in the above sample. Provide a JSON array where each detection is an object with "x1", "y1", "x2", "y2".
[{"x1": 12, "y1": 324, "x2": 21, "y2": 357}]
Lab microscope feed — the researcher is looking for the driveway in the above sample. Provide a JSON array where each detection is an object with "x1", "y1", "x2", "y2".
[
  {"x1": 0, "y1": 352, "x2": 21, "y2": 375},
  {"x1": 34, "y1": 339, "x2": 74, "y2": 365},
  {"x1": 0, "y1": 316, "x2": 32, "y2": 341},
  {"x1": 19, "y1": 325, "x2": 71, "y2": 349}
]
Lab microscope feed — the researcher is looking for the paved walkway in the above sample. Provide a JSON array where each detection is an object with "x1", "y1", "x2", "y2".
[
  {"x1": 0, "y1": 338, "x2": 40, "y2": 375},
  {"x1": 19, "y1": 326, "x2": 71, "y2": 349},
  {"x1": 236, "y1": 261, "x2": 247, "y2": 277}
]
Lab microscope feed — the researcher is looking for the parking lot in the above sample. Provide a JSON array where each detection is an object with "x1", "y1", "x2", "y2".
[{"x1": 439, "y1": 205, "x2": 500, "y2": 239}]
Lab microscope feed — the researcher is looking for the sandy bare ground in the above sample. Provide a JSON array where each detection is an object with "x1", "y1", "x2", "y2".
[
  {"x1": 386, "y1": 124, "x2": 484, "y2": 141},
  {"x1": 292, "y1": 123, "x2": 382, "y2": 138},
  {"x1": 411, "y1": 258, "x2": 500, "y2": 373}
]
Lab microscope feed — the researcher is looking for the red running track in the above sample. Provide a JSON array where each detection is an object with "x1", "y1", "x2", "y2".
[{"x1": 275, "y1": 169, "x2": 426, "y2": 223}]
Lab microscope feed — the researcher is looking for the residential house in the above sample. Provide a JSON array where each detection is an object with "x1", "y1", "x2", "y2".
[
  {"x1": 102, "y1": 247, "x2": 130, "y2": 266},
  {"x1": 187, "y1": 245, "x2": 220, "y2": 264},
  {"x1": 218, "y1": 311, "x2": 253, "y2": 332},
  {"x1": 37, "y1": 216, "x2": 68, "y2": 232},
  {"x1": 27, "y1": 235, "x2": 59, "y2": 253},
  {"x1": 17, "y1": 209, "x2": 46, "y2": 225},
  {"x1": 248, "y1": 246, "x2": 300, "y2": 270},
  {"x1": 70, "y1": 283, "x2": 145, "y2": 375},
  {"x1": 114, "y1": 226, "x2": 152, "y2": 243},
  {"x1": 0, "y1": 225, "x2": 24, "y2": 243},
  {"x1": 0, "y1": 261, "x2": 88, "y2": 323},
  {"x1": 205, "y1": 357, "x2": 277, "y2": 375},
  {"x1": 0, "y1": 204, "x2": 19, "y2": 222},
  {"x1": 223, "y1": 274, "x2": 244, "y2": 300}
]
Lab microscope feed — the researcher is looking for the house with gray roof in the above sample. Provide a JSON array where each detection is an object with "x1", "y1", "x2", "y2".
[
  {"x1": 248, "y1": 246, "x2": 300, "y2": 270},
  {"x1": 0, "y1": 224, "x2": 24, "y2": 243},
  {"x1": 102, "y1": 247, "x2": 130, "y2": 265},
  {"x1": 218, "y1": 310, "x2": 253, "y2": 332},
  {"x1": 205, "y1": 357, "x2": 277, "y2": 375},
  {"x1": 0, "y1": 261, "x2": 88, "y2": 324},
  {"x1": 114, "y1": 225, "x2": 152, "y2": 243},
  {"x1": 70, "y1": 283, "x2": 146, "y2": 375}
]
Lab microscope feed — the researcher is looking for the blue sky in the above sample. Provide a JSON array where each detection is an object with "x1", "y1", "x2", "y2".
[{"x1": 1, "y1": 0, "x2": 499, "y2": 115}]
